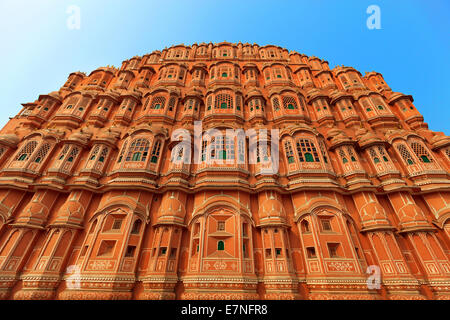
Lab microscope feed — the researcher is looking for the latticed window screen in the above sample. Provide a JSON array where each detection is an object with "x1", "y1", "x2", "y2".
[
  {"x1": 31, "y1": 143, "x2": 51, "y2": 163},
  {"x1": 397, "y1": 144, "x2": 415, "y2": 165},
  {"x1": 184, "y1": 99, "x2": 192, "y2": 111},
  {"x1": 238, "y1": 137, "x2": 245, "y2": 162},
  {"x1": 201, "y1": 140, "x2": 208, "y2": 161},
  {"x1": 445, "y1": 147, "x2": 450, "y2": 159},
  {"x1": 168, "y1": 97, "x2": 176, "y2": 111},
  {"x1": 73, "y1": 97, "x2": 89, "y2": 116},
  {"x1": 236, "y1": 95, "x2": 242, "y2": 111},
  {"x1": 16, "y1": 141, "x2": 38, "y2": 161},
  {"x1": 346, "y1": 147, "x2": 357, "y2": 162},
  {"x1": 89, "y1": 145, "x2": 100, "y2": 161},
  {"x1": 143, "y1": 97, "x2": 150, "y2": 110},
  {"x1": 338, "y1": 148, "x2": 348, "y2": 163},
  {"x1": 215, "y1": 94, "x2": 233, "y2": 109},
  {"x1": 172, "y1": 145, "x2": 184, "y2": 161},
  {"x1": 282, "y1": 96, "x2": 297, "y2": 110},
  {"x1": 220, "y1": 67, "x2": 230, "y2": 78},
  {"x1": 410, "y1": 142, "x2": 433, "y2": 163},
  {"x1": 286, "y1": 69, "x2": 292, "y2": 80},
  {"x1": 369, "y1": 148, "x2": 380, "y2": 163},
  {"x1": 166, "y1": 68, "x2": 176, "y2": 78},
  {"x1": 274, "y1": 68, "x2": 283, "y2": 78},
  {"x1": 98, "y1": 146, "x2": 108, "y2": 162},
  {"x1": 319, "y1": 140, "x2": 329, "y2": 164},
  {"x1": 377, "y1": 146, "x2": 390, "y2": 162},
  {"x1": 257, "y1": 140, "x2": 269, "y2": 162},
  {"x1": 0, "y1": 147, "x2": 4, "y2": 158},
  {"x1": 67, "y1": 147, "x2": 80, "y2": 162},
  {"x1": 210, "y1": 137, "x2": 216, "y2": 158},
  {"x1": 212, "y1": 137, "x2": 227, "y2": 159},
  {"x1": 151, "y1": 96, "x2": 166, "y2": 109},
  {"x1": 207, "y1": 96, "x2": 213, "y2": 110},
  {"x1": 284, "y1": 141, "x2": 295, "y2": 163},
  {"x1": 372, "y1": 97, "x2": 388, "y2": 112},
  {"x1": 150, "y1": 140, "x2": 161, "y2": 163},
  {"x1": 117, "y1": 141, "x2": 128, "y2": 163},
  {"x1": 58, "y1": 145, "x2": 70, "y2": 160},
  {"x1": 296, "y1": 139, "x2": 319, "y2": 163},
  {"x1": 362, "y1": 99, "x2": 373, "y2": 112},
  {"x1": 298, "y1": 96, "x2": 306, "y2": 111},
  {"x1": 272, "y1": 97, "x2": 280, "y2": 111},
  {"x1": 348, "y1": 73, "x2": 360, "y2": 84},
  {"x1": 126, "y1": 139, "x2": 150, "y2": 162},
  {"x1": 225, "y1": 137, "x2": 235, "y2": 160},
  {"x1": 178, "y1": 69, "x2": 185, "y2": 80},
  {"x1": 158, "y1": 69, "x2": 165, "y2": 80}
]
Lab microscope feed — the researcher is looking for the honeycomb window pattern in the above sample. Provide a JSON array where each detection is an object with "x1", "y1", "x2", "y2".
[
  {"x1": 397, "y1": 144, "x2": 416, "y2": 165},
  {"x1": 126, "y1": 139, "x2": 150, "y2": 162},
  {"x1": 296, "y1": 139, "x2": 319, "y2": 163},
  {"x1": 151, "y1": 96, "x2": 166, "y2": 110},
  {"x1": 410, "y1": 142, "x2": 433, "y2": 163},
  {"x1": 282, "y1": 96, "x2": 298, "y2": 110},
  {"x1": 215, "y1": 94, "x2": 233, "y2": 109},
  {"x1": 15, "y1": 141, "x2": 38, "y2": 161},
  {"x1": 31, "y1": 143, "x2": 51, "y2": 164}
]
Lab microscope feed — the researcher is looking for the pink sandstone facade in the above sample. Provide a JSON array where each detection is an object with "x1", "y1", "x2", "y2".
[{"x1": 0, "y1": 42, "x2": 448, "y2": 300}]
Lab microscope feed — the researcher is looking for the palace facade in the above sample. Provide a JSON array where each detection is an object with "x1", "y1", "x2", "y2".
[{"x1": 0, "y1": 42, "x2": 448, "y2": 300}]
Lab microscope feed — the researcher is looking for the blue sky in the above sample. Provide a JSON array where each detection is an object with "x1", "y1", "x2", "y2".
[{"x1": 0, "y1": 0, "x2": 448, "y2": 133}]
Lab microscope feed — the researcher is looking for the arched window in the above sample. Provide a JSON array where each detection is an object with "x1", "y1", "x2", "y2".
[
  {"x1": 236, "y1": 95, "x2": 242, "y2": 111},
  {"x1": 301, "y1": 220, "x2": 310, "y2": 233},
  {"x1": 131, "y1": 219, "x2": 142, "y2": 234},
  {"x1": 296, "y1": 139, "x2": 319, "y2": 163},
  {"x1": 150, "y1": 140, "x2": 161, "y2": 163},
  {"x1": 272, "y1": 97, "x2": 280, "y2": 111},
  {"x1": 151, "y1": 96, "x2": 166, "y2": 109},
  {"x1": 217, "y1": 240, "x2": 225, "y2": 251},
  {"x1": 305, "y1": 153, "x2": 314, "y2": 162},
  {"x1": 66, "y1": 147, "x2": 79, "y2": 163},
  {"x1": 132, "y1": 152, "x2": 141, "y2": 161},
  {"x1": 256, "y1": 140, "x2": 269, "y2": 163},
  {"x1": 98, "y1": 147, "x2": 108, "y2": 162},
  {"x1": 410, "y1": 142, "x2": 433, "y2": 163},
  {"x1": 238, "y1": 138, "x2": 245, "y2": 162},
  {"x1": 377, "y1": 146, "x2": 390, "y2": 162},
  {"x1": 284, "y1": 141, "x2": 295, "y2": 164},
  {"x1": 89, "y1": 145, "x2": 100, "y2": 161},
  {"x1": 347, "y1": 147, "x2": 357, "y2": 162},
  {"x1": 31, "y1": 143, "x2": 51, "y2": 164},
  {"x1": 56, "y1": 146, "x2": 68, "y2": 161},
  {"x1": 319, "y1": 140, "x2": 329, "y2": 164},
  {"x1": 207, "y1": 96, "x2": 213, "y2": 110},
  {"x1": 215, "y1": 93, "x2": 233, "y2": 109},
  {"x1": 126, "y1": 139, "x2": 150, "y2": 162},
  {"x1": 201, "y1": 140, "x2": 207, "y2": 161},
  {"x1": 397, "y1": 144, "x2": 415, "y2": 165},
  {"x1": 282, "y1": 96, "x2": 297, "y2": 110},
  {"x1": 15, "y1": 141, "x2": 38, "y2": 162},
  {"x1": 168, "y1": 97, "x2": 176, "y2": 111},
  {"x1": 338, "y1": 149, "x2": 348, "y2": 164}
]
